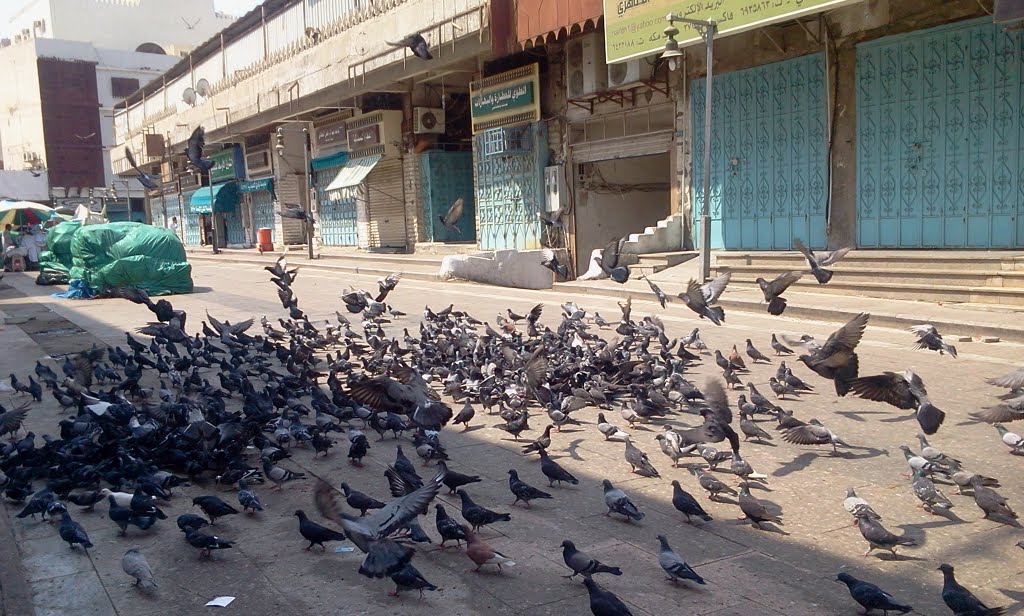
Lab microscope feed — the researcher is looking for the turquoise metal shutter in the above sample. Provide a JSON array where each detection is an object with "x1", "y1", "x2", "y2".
[
  {"x1": 314, "y1": 167, "x2": 358, "y2": 246},
  {"x1": 473, "y1": 122, "x2": 548, "y2": 250},
  {"x1": 692, "y1": 53, "x2": 828, "y2": 250}
]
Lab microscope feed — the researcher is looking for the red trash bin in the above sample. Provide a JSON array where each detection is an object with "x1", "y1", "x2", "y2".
[{"x1": 257, "y1": 228, "x2": 273, "y2": 253}]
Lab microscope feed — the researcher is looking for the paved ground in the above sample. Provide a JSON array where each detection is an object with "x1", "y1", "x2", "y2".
[{"x1": 0, "y1": 260, "x2": 1022, "y2": 616}]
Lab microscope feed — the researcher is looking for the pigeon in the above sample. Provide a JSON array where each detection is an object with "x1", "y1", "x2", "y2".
[
  {"x1": 507, "y1": 469, "x2": 552, "y2": 508},
  {"x1": 856, "y1": 513, "x2": 916, "y2": 557},
  {"x1": 451, "y1": 401, "x2": 475, "y2": 430},
  {"x1": 192, "y1": 496, "x2": 239, "y2": 523},
  {"x1": 915, "y1": 433, "x2": 960, "y2": 467},
  {"x1": 623, "y1": 436, "x2": 659, "y2": 477},
  {"x1": 262, "y1": 458, "x2": 306, "y2": 490},
  {"x1": 745, "y1": 339, "x2": 771, "y2": 363},
  {"x1": 756, "y1": 271, "x2": 803, "y2": 315},
  {"x1": 595, "y1": 237, "x2": 631, "y2": 283},
  {"x1": 938, "y1": 563, "x2": 1005, "y2": 616},
  {"x1": 850, "y1": 370, "x2": 945, "y2": 434},
  {"x1": 945, "y1": 460, "x2": 1000, "y2": 495},
  {"x1": 388, "y1": 563, "x2": 438, "y2": 597},
  {"x1": 294, "y1": 509, "x2": 347, "y2": 550},
  {"x1": 438, "y1": 197, "x2": 464, "y2": 234},
  {"x1": 522, "y1": 424, "x2": 553, "y2": 454},
  {"x1": 537, "y1": 449, "x2": 578, "y2": 486},
  {"x1": 843, "y1": 488, "x2": 881, "y2": 523},
  {"x1": 911, "y1": 469, "x2": 954, "y2": 514},
  {"x1": 176, "y1": 514, "x2": 210, "y2": 532},
  {"x1": 671, "y1": 480, "x2": 712, "y2": 523},
  {"x1": 739, "y1": 413, "x2": 772, "y2": 442},
  {"x1": 970, "y1": 477, "x2": 1017, "y2": 523},
  {"x1": 641, "y1": 276, "x2": 669, "y2": 308},
  {"x1": 678, "y1": 273, "x2": 730, "y2": 325},
  {"x1": 690, "y1": 467, "x2": 737, "y2": 500},
  {"x1": 387, "y1": 32, "x2": 432, "y2": 60},
  {"x1": 456, "y1": 489, "x2": 511, "y2": 530},
  {"x1": 434, "y1": 504, "x2": 467, "y2": 547},
  {"x1": 582, "y1": 577, "x2": 634, "y2": 616},
  {"x1": 771, "y1": 333, "x2": 794, "y2": 355},
  {"x1": 793, "y1": 237, "x2": 851, "y2": 283},
  {"x1": 597, "y1": 413, "x2": 629, "y2": 441},
  {"x1": 987, "y1": 366, "x2": 1024, "y2": 389},
  {"x1": 991, "y1": 424, "x2": 1024, "y2": 454},
  {"x1": 341, "y1": 483, "x2": 385, "y2": 516},
  {"x1": 836, "y1": 572, "x2": 912, "y2": 615},
  {"x1": 122, "y1": 547, "x2": 156, "y2": 588},
  {"x1": 463, "y1": 525, "x2": 515, "y2": 572},
  {"x1": 58, "y1": 512, "x2": 93, "y2": 549},
  {"x1": 657, "y1": 535, "x2": 705, "y2": 585},
  {"x1": 738, "y1": 484, "x2": 783, "y2": 529},
  {"x1": 441, "y1": 468, "x2": 482, "y2": 494},
  {"x1": 185, "y1": 126, "x2": 214, "y2": 172},
  {"x1": 182, "y1": 527, "x2": 234, "y2": 558},
  {"x1": 237, "y1": 480, "x2": 263, "y2": 513},
  {"x1": 782, "y1": 419, "x2": 847, "y2": 452},
  {"x1": 124, "y1": 148, "x2": 159, "y2": 190},
  {"x1": 561, "y1": 539, "x2": 622, "y2": 578},
  {"x1": 909, "y1": 324, "x2": 957, "y2": 358},
  {"x1": 601, "y1": 479, "x2": 643, "y2": 522},
  {"x1": 541, "y1": 249, "x2": 570, "y2": 279},
  {"x1": 793, "y1": 312, "x2": 868, "y2": 396}
]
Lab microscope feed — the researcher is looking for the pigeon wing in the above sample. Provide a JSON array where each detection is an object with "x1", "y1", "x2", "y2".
[
  {"x1": 765, "y1": 271, "x2": 803, "y2": 297},
  {"x1": 848, "y1": 373, "x2": 917, "y2": 409},
  {"x1": 792, "y1": 238, "x2": 818, "y2": 268},
  {"x1": 701, "y1": 272, "x2": 732, "y2": 304},
  {"x1": 812, "y1": 312, "x2": 869, "y2": 368},
  {"x1": 703, "y1": 378, "x2": 732, "y2": 425},
  {"x1": 364, "y1": 466, "x2": 445, "y2": 538},
  {"x1": 442, "y1": 197, "x2": 464, "y2": 227}
]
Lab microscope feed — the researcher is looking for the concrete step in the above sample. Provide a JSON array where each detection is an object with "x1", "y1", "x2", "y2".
[
  {"x1": 722, "y1": 276, "x2": 1024, "y2": 306},
  {"x1": 716, "y1": 264, "x2": 1024, "y2": 288},
  {"x1": 187, "y1": 253, "x2": 441, "y2": 282},
  {"x1": 413, "y1": 242, "x2": 480, "y2": 256},
  {"x1": 716, "y1": 251, "x2": 1024, "y2": 272},
  {"x1": 628, "y1": 251, "x2": 699, "y2": 277}
]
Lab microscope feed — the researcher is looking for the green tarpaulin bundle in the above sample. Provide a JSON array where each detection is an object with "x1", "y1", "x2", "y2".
[
  {"x1": 38, "y1": 220, "x2": 81, "y2": 277},
  {"x1": 68, "y1": 222, "x2": 193, "y2": 295}
]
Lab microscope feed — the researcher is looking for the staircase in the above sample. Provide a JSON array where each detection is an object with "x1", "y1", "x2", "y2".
[
  {"x1": 580, "y1": 213, "x2": 694, "y2": 280},
  {"x1": 714, "y1": 251, "x2": 1024, "y2": 307}
]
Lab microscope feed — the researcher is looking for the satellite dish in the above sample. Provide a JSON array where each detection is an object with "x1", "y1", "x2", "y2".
[
  {"x1": 182, "y1": 87, "x2": 196, "y2": 105},
  {"x1": 195, "y1": 78, "x2": 211, "y2": 97}
]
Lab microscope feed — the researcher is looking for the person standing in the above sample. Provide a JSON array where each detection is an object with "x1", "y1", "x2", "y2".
[{"x1": 167, "y1": 216, "x2": 179, "y2": 236}]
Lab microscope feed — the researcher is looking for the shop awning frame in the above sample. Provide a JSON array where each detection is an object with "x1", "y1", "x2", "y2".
[
  {"x1": 324, "y1": 155, "x2": 382, "y2": 198},
  {"x1": 189, "y1": 182, "x2": 241, "y2": 214}
]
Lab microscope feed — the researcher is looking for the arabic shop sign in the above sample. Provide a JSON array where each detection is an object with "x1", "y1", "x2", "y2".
[
  {"x1": 470, "y1": 63, "x2": 541, "y2": 134},
  {"x1": 209, "y1": 146, "x2": 243, "y2": 183},
  {"x1": 315, "y1": 120, "x2": 348, "y2": 150},
  {"x1": 239, "y1": 178, "x2": 273, "y2": 193},
  {"x1": 604, "y1": 0, "x2": 861, "y2": 64}
]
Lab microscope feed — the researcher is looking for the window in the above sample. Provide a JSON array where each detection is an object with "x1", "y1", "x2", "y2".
[{"x1": 111, "y1": 77, "x2": 140, "y2": 99}]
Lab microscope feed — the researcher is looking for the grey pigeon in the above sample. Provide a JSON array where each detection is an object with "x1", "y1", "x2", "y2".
[
  {"x1": 583, "y1": 576, "x2": 633, "y2": 616},
  {"x1": 657, "y1": 535, "x2": 704, "y2": 584},
  {"x1": 623, "y1": 436, "x2": 659, "y2": 477},
  {"x1": 745, "y1": 339, "x2": 771, "y2": 363},
  {"x1": 756, "y1": 271, "x2": 803, "y2": 315},
  {"x1": 388, "y1": 562, "x2": 437, "y2": 598},
  {"x1": 850, "y1": 371, "x2": 944, "y2": 435},
  {"x1": 561, "y1": 539, "x2": 622, "y2": 578},
  {"x1": 793, "y1": 237, "x2": 851, "y2": 283},
  {"x1": 856, "y1": 513, "x2": 916, "y2": 557},
  {"x1": 738, "y1": 484, "x2": 782, "y2": 529},
  {"x1": 671, "y1": 480, "x2": 712, "y2": 523},
  {"x1": 938, "y1": 563, "x2": 1004, "y2": 616},
  {"x1": 836, "y1": 572, "x2": 911, "y2": 615},
  {"x1": 843, "y1": 488, "x2": 881, "y2": 523},
  {"x1": 909, "y1": 324, "x2": 957, "y2": 358},
  {"x1": 690, "y1": 467, "x2": 737, "y2": 500},
  {"x1": 237, "y1": 480, "x2": 263, "y2": 513},
  {"x1": 601, "y1": 479, "x2": 643, "y2": 522},
  {"x1": 121, "y1": 547, "x2": 156, "y2": 588},
  {"x1": 507, "y1": 469, "x2": 552, "y2": 508},
  {"x1": 970, "y1": 477, "x2": 1017, "y2": 524},
  {"x1": 538, "y1": 449, "x2": 578, "y2": 486},
  {"x1": 59, "y1": 512, "x2": 92, "y2": 549},
  {"x1": 911, "y1": 470, "x2": 953, "y2": 513}
]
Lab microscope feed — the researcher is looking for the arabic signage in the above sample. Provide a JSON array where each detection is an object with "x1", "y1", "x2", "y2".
[
  {"x1": 470, "y1": 63, "x2": 541, "y2": 134},
  {"x1": 209, "y1": 146, "x2": 244, "y2": 183},
  {"x1": 315, "y1": 120, "x2": 348, "y2": 150},
  {"x1": 348, "y1": 124, "x2": 381, "y2": 149},
  {"x1": 604, "y1": 0, "x2": 860, "y2": 64},
  {"x1": 239, "y1": 178, "x2": 273, "y2": 193}
]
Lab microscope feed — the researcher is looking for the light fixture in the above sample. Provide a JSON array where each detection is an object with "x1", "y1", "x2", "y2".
[{"x1": 661, "y1": 21, "x2": 683, "y2": 71}]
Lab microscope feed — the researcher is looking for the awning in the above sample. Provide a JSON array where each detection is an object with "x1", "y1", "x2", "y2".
[
  {"x1": 516, "y1": 0, "x2": 603, "y2": 48},
  {"x1": 0, "y1": 171, "x2": 50, "y2": 201},
  {"x1": 325, "y1": 155, "x2": 381, "y2": 197},
  {"x1": 311, "y1": 151, "x2": 349, "y2": 172},
  {"x1": 189, "y1": 182, "x2": 240, "y2": 214}
]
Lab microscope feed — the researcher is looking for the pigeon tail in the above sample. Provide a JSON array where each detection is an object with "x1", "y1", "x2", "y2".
[
  {"x1": 767, "y1": 297, "x2": 788, "y2": 316},
  {"x1": 811, "y1": 266, "x2": 833, "y2": 284},
  {"x1": 707, "y1": 306, "x2": 725, "y2": 326},
  {"x1": 917, "y1": 402, "x2": 946, "y2": 435}
]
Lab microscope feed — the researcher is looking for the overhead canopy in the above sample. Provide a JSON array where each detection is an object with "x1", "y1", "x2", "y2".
[
  {"x1": 0, "y1": 171, "x2": 50, "y2": 201},
  {"x1": 516, "y1": 0, "x2": 603, "y2": 48},
  {"x1": 325, "y1": 155, "x2": 381, "y2": 197},
  {"x1": 189, "y1": 182, "x2": 240, "y2": 214}
]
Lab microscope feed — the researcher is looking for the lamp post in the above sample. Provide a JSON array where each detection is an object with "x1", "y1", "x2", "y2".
[{"x1": 663, "y1": 13, "x2": 716, "y2": 282}]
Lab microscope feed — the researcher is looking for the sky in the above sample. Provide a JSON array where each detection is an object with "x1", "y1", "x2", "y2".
[{"x1": 0, "y1": 0, "x2": 264, "y2": 37}]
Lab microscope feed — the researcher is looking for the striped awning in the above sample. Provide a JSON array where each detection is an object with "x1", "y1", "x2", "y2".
[
  {"x1": 324, "y1": 155, "x2": 381, "y2": 198},
  {"x1": 516, "y1": 0, "x2": 603, "y2": 48}
]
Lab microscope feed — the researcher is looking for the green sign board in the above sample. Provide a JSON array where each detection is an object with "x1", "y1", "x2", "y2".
[
  {"x1": 472, "y1": 81, "x2": 534, "y2": 116},
  {"x1": 209, "y1": 147, "x2": 241, "y2": 183},
  {"x1": 239, "y1": 178, "x2": 273, "y2": 193},
  {"x1": 604, "y1": 0, "x2": 859, "y2": 64}
]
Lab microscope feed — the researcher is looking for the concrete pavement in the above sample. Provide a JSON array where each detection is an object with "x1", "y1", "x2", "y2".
[{"x1": 0, "y1": 261, "x2": 1022, "y2": 616}]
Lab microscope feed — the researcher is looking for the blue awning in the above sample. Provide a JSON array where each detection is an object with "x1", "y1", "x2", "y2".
[
  {"x1": 325, "y1": 155, "x2": 381, "y2": 197},
  {"x1": 311, "y1": 151, "x2": 349, "y2": 172},
  {"x1": 189, "y1": 182, "x2": 240, "y2": 214}
]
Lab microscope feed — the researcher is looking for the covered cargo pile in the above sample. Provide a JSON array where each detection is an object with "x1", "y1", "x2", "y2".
[
  {"x1": 37, "y1": 220, "x2": 81, "y2": 283},
  {"x1": 70, "y1": 222, "x2": 193, "y2": 295}
]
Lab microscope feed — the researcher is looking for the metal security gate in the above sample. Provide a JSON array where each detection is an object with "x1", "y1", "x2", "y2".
[
  {"x1": 571, "y1": 131, "x2": 672, "y2": 163},
  {"x1": 223, "y1": 209, "x2": 246, "y2": 245},
  {"x1": 693, "y1": 53, "x2": 828, "y2": 250},
  {"x1": 857, "y1": 19, "x2": 1024, "y2": 248},
  {"x1": 277, "y1": 174, "x2": 307, "y2": 245},
  {"x1": 365, "y1": 159, "x2": 407, "y2": 249},
  {"x1": 181, "y1": 191, "x2": 201, "y2": 246},
  {"x1": 150, "y1": 197, "x2": 165, "y2": 228},
  {"x1": 315, "y1": 167, "x2": 358, "y2": 246},
  {"x1": 251, "y1": 190, "x2": 276, "y2": 241},
  {"x1": 421, "y1": 150, "x2": 475, "y2": 242},
  {"x1": 473, "y1": 122, "x2": 549, "y2": 250}
]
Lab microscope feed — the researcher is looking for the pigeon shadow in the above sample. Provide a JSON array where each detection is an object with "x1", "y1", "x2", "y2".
[
  {"x1": 878, "y1": 415, "x2": 915, "y2": 425},
  {"x1": 997, "y1": 588, "x2": 1024, "y2": 614},
  {"x1": 869, "y1": 551, "x2": 926, "y2": 562},
  {"x1": 744, "y1": 439, "x2": 777, "y2": 448},
  {"x1": 771, "y1": 452, "x2": 818, "y2": 477},
  {"x1": 834, "y1": 410, "x2": 891, "y2": 422},
  {"x1": 565, "y1": 439, "x2": 586, "y2": 462},
  {"x1": 984, "y1": 514, "x2": 1023, "y2": 529},
  {"x1": 459, "y1": 425, "x2": 487, "y2": 434},
  {"x1": 919, "y1": 507, "x2": 967, "y2": 524},
  {"x1": 896, "y1": 519, "x2": 959, "y2": 546},
  {"x1": 831, "y1": 446, "x2": 889, "y2": 461}
]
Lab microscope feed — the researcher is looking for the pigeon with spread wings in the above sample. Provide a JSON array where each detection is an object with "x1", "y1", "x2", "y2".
[
  {"x1": 124, "y1": 148, "x2": 159, "y2": 190},
  {"x1": 387, "y1": 33, "x2": 432, "y2": 60},
  {"x1": 849, "y1": 370, "x2": 946, "y2": 435},
  {"x1": 793, "y1": 238, "x2": 851, "y2": 284},
  {"x1": 756, "y1": 271, "x2": 803, "y2": 316},
  {"x1": 438, "y1": 197, "x2": 465, "y2": 235},
  {"x1": 790, "y1": 312, "x2": 869, "y2": 396},
  {"x1": 595, "y1": 237, "x2": 631, "y2": 283},
  {"x1": 678, "y1": 272, "x2": 731, "y2": 325},
  {"x1": 185, "y1": 126, "x2": 215, "y2": 173}
]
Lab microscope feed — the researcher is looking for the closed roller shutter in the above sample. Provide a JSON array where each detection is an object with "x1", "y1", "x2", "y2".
[
  {"x1": 276, "y1": 173, "x2": 307, "y2": 245},
  {"x1": 365, "y1": 158, "x2": 407, "y2": 249},
  {"x1": 571, "y1": 130, "x2": 672, "y2": 163}
]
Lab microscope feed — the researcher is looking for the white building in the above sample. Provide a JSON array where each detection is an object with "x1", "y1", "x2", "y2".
[
  {"x1": 0, "y1": 0, "x2": 239, "y2": 207},
  {"x1": 3, "y1": 0, "x2": 235, "y2": 54}
]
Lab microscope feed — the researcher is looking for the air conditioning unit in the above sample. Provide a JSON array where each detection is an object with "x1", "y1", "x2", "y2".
[
  {"x1": 544, "y1": 165, "x2": 566, "y2": 213},
  {"x1": 413, "y1": 107, "x2": 445, "y2": 134},
  {"x1": 566, "y1": 32, "x2": 607, "y2": 100},
  {"x1": 607, "y1": 58, "x2": 655, "y2": 89}
]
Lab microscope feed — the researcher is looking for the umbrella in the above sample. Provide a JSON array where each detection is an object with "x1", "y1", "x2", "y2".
[{"x1": 0, "y1": 200, "x2": 56, "y2": 227}]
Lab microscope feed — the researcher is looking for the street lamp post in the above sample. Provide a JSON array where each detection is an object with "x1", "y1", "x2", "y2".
[{"x1": 662, "y1": 13, "x2": 716, "y2": 282}]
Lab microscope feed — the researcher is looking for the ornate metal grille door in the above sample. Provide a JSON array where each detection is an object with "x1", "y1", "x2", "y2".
[
  {"x1": 251, "y1": 190, "x2": 276, "y2": 240},
  {"x1": 693, "y1": 53, "x2": 828, "y2": 250},
  {"x1": 473, "y1": 123, "x2": 548, "y2": 250},
  {"x1": 182, "y1": 191, "x2": 200, "y2": 246},
  {"x1": 223, "y1": 209, "x2": 246, "y2": 245},
  {"x1": 314, "y1": 167, "x2": 359, "y2": 246},
  {"x1": 857, "y1": 19, "x2": 1023, "y2": 248}
]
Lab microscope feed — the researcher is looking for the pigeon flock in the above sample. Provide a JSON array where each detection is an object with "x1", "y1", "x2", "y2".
[{"x1": 0, "y1": 244, "x2": 1021, "y2": 615}]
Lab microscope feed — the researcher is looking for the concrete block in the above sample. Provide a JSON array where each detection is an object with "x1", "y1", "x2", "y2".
[{"x1": 440, "y1": 249, "x2": 564, "y2": 290}]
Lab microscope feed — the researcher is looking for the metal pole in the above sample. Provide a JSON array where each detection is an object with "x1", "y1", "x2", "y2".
[
  {"x1": 303, "y1": 127, "x2": 313, "y2": 259},
  {"x1": 699, "y1": 24, "x2": 716, "y2": 281},
  {"x1": 209, "y1": 177, "x2": 220, "y2": 254}
]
